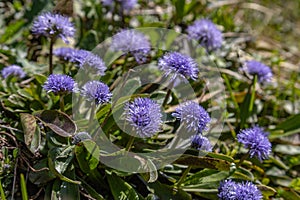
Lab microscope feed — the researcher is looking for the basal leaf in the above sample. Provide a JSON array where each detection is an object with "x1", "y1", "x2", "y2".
[{"x1": 35, "y1": 110, "x2": 77, "y2": 137}]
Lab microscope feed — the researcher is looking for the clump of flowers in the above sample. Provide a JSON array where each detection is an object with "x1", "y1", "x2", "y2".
[
  {"x1": 111, "y1": 29, "x2": 151, "y2": 63},
  {"x1": 237, "y1": 125, "x2": 272, "y2": 162},
  {"x1": 187, "y1": 19, "x2": 223, "y2": 51},
  {"x1": 102, "y1": 0, "x2": 137, "y2": 11},
  {"x1": 81, "y1": 81, "x2": 112, "y2": 105},
  {"x1": 124, "y1": 97, "x2": 162, "y2": 137},
  {"x1": 191, "y1": 134, "x2": 212, "y2": 152},
  {"x1": 218, "y1": 179, "x2": 262, "y2": 200},
  {"x1": 218, "y1": 179, "x2": 238, "y2": 200},
  {"x1": 43, "y1": 74, "x2": 76, "y2": 95},
  {"x1": 172, "y1": 101, "x2": 210, "y2": 133},
  {"x1": 53, "y1": 47, "x2": 75, "y2": 61},
  {"x1": 54, "y1": 48, "x2": 107, "y2": 75},
  {"x1": 1, "y1": 65, "x2": 26, "y2": 79},
  {"x1": 243, "y1": 60, "x2": 273, "y2": 83},
  {"x1": 158, "y1": 52, "x2": 199, "y2": 82},
  {"x1": 32, "y1": 12, "x2": 75, "y2": 43}
]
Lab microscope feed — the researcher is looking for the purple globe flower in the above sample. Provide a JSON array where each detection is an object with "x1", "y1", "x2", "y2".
[
  {"x1": 191, "y1": 134, "x2": 212, "y2": 152},
  {"x1": 237, "y1": 126, "x2": 271, "y2": 162},
  {"x1": 68, "y1": 49, "x2": 91, "y2": 66},
  {"x1": 243, "y1": 60, "x2": 273, "y2": 83},
  {"x1": 124, "y1": 97, "x2": 162, "y2": 137},
  {"x1": 218, "y1": 179, "x2": 238, "y2": 200},
  {"x1": 72, "y1": 132, "x2": 92, "y2": 145},
  {"x1": 32, "y1": 12, "x2": 75, "y2": 43},
  {"x1": 111, "y1": 30, "x2": 151, "y2": 63},
  {"x1": 1, "y1": 65, "x2": 26, "y2": 79},
  {"x1": 102, "y1": 0, "x2": 137, "y2": 11},
  {"x1": 81, "y1": 81, "x2": 112, "y2": 105},
  {"x1": 158, "y1": 52, "x2": 199, "y2": 82},
  {"x1": 122, "y1": 0, "x2": 137, "y2": 10},
  {"x1": 172, "y1": 101, "x2": 210, "y2": 133},
  {"x1": 82, "y1": 53, "x2": 107, "y2": 76},
  {"x1": 55, "y1": 48, "x2": 107, "y2": 75},
  {"x1": 187, "y1": 19, "x2": 223, "y2": 51},
  {"x1": 53, "y1": 47, "x2": 75, "y2": 61},
  {"x1": 235, "y1": 181, "x2": 263, "y2": 200},
  {"x1": 43, "y1": 74, "x2": 75, "y2": 95}
]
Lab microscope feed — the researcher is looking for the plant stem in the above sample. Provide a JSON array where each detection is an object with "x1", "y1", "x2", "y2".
[
  {"x1": 89, "y1": 103, "x2": 96, "y2": 125},
  {"x1": 249, "y1": 75, "x2": 257, "y2": 114},
  {"x1": 236, "y1": 152, "x2": 249, "y2": 168},
  {"x1": 176, "y1": 166, "x2": 192, "y2": 188},
  {"x1": 60, "y1": 94, "x2": 65, "y2": 112},
  {"x1": 49, "y1": 38, "x2": 55, "y2": 74},
  {"x1": 163, "y1": 81, "x2": 174, "y2": 107},
  {"x1": 125, "y1": 136, "x2": 135, "y2": 151}
]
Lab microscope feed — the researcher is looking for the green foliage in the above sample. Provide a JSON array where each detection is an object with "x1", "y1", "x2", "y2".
[{"x1": 0, "y1": 0, "x2": 299, "y2": 199}]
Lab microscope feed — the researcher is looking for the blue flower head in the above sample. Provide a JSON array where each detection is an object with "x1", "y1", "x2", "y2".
[
  {"x1": 81, "y1": 81, "x2": 112, "y2": 105},
  {"x1": 54, "y1": 48, "x2": 107, "y2": 76},
  {"x1": 102, "y1": 0, "x2": 137, "y2": 11},
  {"x1": 172, "y1": 101, "x2": 210, "y2": 133},
  {"x1": 54, "y1": 47, "x2": 75, "y2": 61},
  {"x1": 218, "y1": 179, "x2": 238, "y2": 200},
  {"x1": 32, "y1": 12, "x2": 75, "y2": 43},
  {"x1": 237, "y1": 125, "x2": 271, "y2": 162},
  {"x1": 111, "y1": 30, "x2": 151, "y2": 63},
  {"x1": 72, "y1": 132, "x2": 92, "y2": 145},
  {"x1": 243, "y1": 60, "x2": 272, "y2": 83},
  {"x1": 191, "y1": 134, "x2": 212, "y2": 152},
  {"x1": 1, "y1": 65, "x2": 26, "y2": 79},
  {"x1": 43, "y1": 74, "x2": 75, "y2": 95},
  {"x1": 69, "y1": 49, "x2": 91, "y2": 66},
  {"x1": 124, "y1": 97, "x2": 162, "y2": 138},
  {"x1": 158, "y1": 52, "x2": 199, "y2": 82},
  {"x1": 187, "y1": 19, "x2": 223, "y2": 51},
  {"x1": 83, "y1": 53, "x2": 107, "y2": 76},
  {"x1": 235, "y1": 181, "x2": 263, "y2": 200}
]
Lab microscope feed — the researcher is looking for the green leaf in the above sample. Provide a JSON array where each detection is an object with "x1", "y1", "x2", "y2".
[
  {"x1": 34, "y1": 73, "x2": 48, "y2": 85},
  {"x1": 29, "y1": 159, "x2": 56, "y2": 185},
  {"x1": 35, "y1": 110, "x2": 77, "y2": 137},
  {"x1": 274, "y1": 144, "x2": 300, "y2": 155},
  {"x1": 20, "y1": 173, "x2": 29, "y2": 200},
  {"x1": 278, "y1": 188, "x2": 300, "y2": 199},
  {"x1": 183, "y1": 169, "x2": 229, "y2": 186},
  {"x1": 207, "y1": 152, "x2": 235, "y2": 163},
  {"x1": 20, "y1": 113, "x2": 41, "y2": 153},
  {"x1": 48, "y1": 156, "x2": 81, "y2": 185},
  {"x1": 148, "y1": 181, "x2": 192, "y2": 200},
  {"x1": 75, "y1": 140, "x2": 100, "y2": 173},
  {"x1": 49, "y1": 146, "x2": 74, "y2": 174},
  {"x1": 77, "y1": 177, "x2": 105, "y2": 200},
  {"x1": 174, "y1": 155, "x2": 231, "y2": 171},
  {"x1": 0, "y1": 19, "x2": 25, "y2": 44},
  {"x1": 276, "y1": 113, "x2": 300, "y2": 132},
  {"x1": 257, "y1": 185, "x2": 276, "y2": 199},
  {"x1": 290, "y1": 178, "x2": 300, "y2": 191},
  {"x1": 106, "y1": 172, "x2": 140, "y2": 200}
]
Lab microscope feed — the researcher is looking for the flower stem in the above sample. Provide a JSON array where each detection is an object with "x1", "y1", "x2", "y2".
[
  {"x1": 125, "y1": 136, "x2": 135, "y2": 151},
  {"x1": 236, "y1": 152, "x2": 249, "y2": 168},
  {"x1": 163, "y1": 81, "x2": 174, "y2": 107},
  {"x1": 89, "y1": 103, "x2": 96, "y2": 125},
  {"x1": 60, "y1": 94, "x2": 65, "y2": 112},
  {"x1": 49, "y1": 38, "x2": 55, "y2": 74},
  {"x1": 249, "y1": 75, "x2": 257, "y2": 114},
  {"x1": 176, "y1": 166, "x2": 192, "y2": 188}
]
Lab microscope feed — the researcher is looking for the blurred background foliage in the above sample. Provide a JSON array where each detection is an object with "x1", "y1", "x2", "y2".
[{"x1": 0, "y1": 0, "x2": 300, "y2": 199}]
